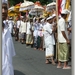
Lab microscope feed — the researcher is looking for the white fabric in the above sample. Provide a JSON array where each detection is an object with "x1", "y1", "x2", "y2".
[
  {"x1": 26, "y1": 22, "x2": 31, "y2": 34},
  {"x1": 19, "y1": 5, "x2": 34, "y2": 11},
  {"x1": 43, "y1": 22, "x2": 55, "y2": 47},
  {"x1": 19, "y1": 1, "x2": 34, "y2": 11},
  {"x1": 68, "y1": 20, "x2": 72, "y2": 40},
  {"x1": 20, "y1": 21, "x2": 27, "y2": 33},
  {"x1": 3, "y1": 20, "x2": 9, "y2": 28},
  {"x1": 16, "y1": 20, "x2": 21, "y2": 28},
  {"x1": 68, "y1": 11, "x2": 71, "y2": 21},
  {"x1": 52, "y1": 14, "x2": 56, "y2": 18},
  {"x1": 20, "y1": 1, "x2": 34, "y2": 7},
  {"x1": 8, "y1": 6, "x2": 14, "y2": 11},
  {"x1": 43, "y1": 22, "x2": 55, "y2": 58},
  {"x1": 46, "y1": 16, "x2": 53, "y2": 21},
  {"x1": 38, "y1": 24, "x2": 43, "y2": 36},
  {"x1": 61, "y1": 0, "x2": 66, "y2": 11},
  {"x1": 47, "y1": 2, "x2": 56, "y2": 7},
  {"x1": 58, "y1": 17, "x2": 68, "y2": 43},
  {"x1": 2, "y1": 27, "x2": 16, "y2": 75},
  {"x1": 33, "y1": 23, "x2": 39, "y2": 37},
  {"x1": 33, "y1": 30, "x2": 38, "y2": 37},
  {"x1": 33, "y1": 5, "x2": 44, "y2": 10},
  {"x1": 8, "y1": 20, "x2": 13, "y2": 33},
  {"x1": 61, "y1": 9, "x2": 70, "y2": 14},
  {"x1": 19, "y1": 24, "x2": 22, "y2": 33},
  {"x1": 45, "y1": 45, "x2": 54, "y2": 57}
]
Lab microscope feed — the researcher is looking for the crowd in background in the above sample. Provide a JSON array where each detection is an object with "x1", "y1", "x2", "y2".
[{"x1": 5, "y1": 10, "x2": 71, "y2": 69}]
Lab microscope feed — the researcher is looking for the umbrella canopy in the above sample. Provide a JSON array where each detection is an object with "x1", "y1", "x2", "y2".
[
  {"x1": 19, "y1": 1, "x2": 34, "y2": 11},
  {"x1": 8, "y1": 5, "x2": 20, "y2": 17},
  {"x1": 20, "y1": 1, "x2": 34, "y2": 7},
  {"x1": 30, "y1": 1, "x2": 44, "y2": 16},
  {"x1": 32, "y1": 5, "x2": 44, "y2": 10},
  {"x1": 47, "y1": 2, "x2": 56, "y2": 7},
  {"x1": 8, "y1": 5, "x2": 20, "y2": 13},
  {"x1": 8, "y1": 6, "x2": 14, "y2": 11},
  {"x1": 29, "y1": 5, "x2": 44, "y2": 16},
  {"x1": 33, "y1": 1, "x2": 44, "y2": 10},
  {"x1": 46, "y1": 2, "x2": 56, "y2": 11},
  {"x1": 8, "y1": 11, "x2": 19, "y2": 17},
  {"x1": 29, "y1": 9, "x2": 43, "y2": 15},
  {"x1": 8, "y1": 13, "x2": 16, "y2": 17}
]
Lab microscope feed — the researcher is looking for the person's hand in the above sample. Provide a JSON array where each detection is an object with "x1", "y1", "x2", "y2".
[
  {"x1": 66, "y1": 39, "x2": 70, "y2": 44},
  {"x1": 69, "y1": 28, "x2": 71, "y2": 32},
  {"x1": 52, "y1": 27, "x2": 56, "y2": 32}
]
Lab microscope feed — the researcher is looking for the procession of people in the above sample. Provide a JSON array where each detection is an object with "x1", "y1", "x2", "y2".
[
  {"x1": 2, "y1": 0, "x2": 71, "y2": 75},
  {"x1": 9, "y1": 9, "x2": 71, "y2": 69}
]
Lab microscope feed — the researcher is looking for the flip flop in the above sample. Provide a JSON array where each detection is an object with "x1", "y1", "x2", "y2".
[
  {"x1": 45, "y1": 60, "x2": 50, "y2": 64},
  {"x1": 52, "y1": 62, "x2": 56, "y2": 65},
  {"x1": 57, "y1": 66, "x2": 62, "y2": 68},
  {"x1": 62, "y1": 66, "x2": 71, "y2": 69}
]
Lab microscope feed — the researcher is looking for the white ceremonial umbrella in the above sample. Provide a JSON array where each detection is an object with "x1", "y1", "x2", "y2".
[
  {"x1": 47, "y1": 2, "x2": 56, "y2": 7},
  {"x1": 30, "y1": 5, "x2": 44, "y2": 16},
  {"x1": 8, "y1": 6, "x2": 14, "y2": 11},
  {"x1": 19, "y1": 0, "x2": 34, "y2": 11},
  {"x1": 33, "y1": 5, "x2": 44, "y2": 10},
  {"x1": 46, "y1": 2, "x2": 56, "y2": 11},
  {"x1": 29, "y1": 9, "x2": 43, "y2": 16}
]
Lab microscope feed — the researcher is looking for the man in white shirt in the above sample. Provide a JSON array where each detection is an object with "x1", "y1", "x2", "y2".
[
  {"x1": 20, "y1": 17, "x2": 27, "y2": 44},
  {"x1": 26, "y1": 19, "x2": 33, "y2": 47},
  {"x1": 57, "y1": 9, "x2": 71, "y2": 69}
]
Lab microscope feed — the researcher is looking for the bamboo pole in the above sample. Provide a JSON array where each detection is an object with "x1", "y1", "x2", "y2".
[{"x1": 56, "y1": 0, "x2": 59, "y2": 60}]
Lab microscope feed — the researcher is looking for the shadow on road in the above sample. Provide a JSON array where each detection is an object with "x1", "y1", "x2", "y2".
[{"x1": 14, "y1": 70, "x2": 26, "y2": 75}]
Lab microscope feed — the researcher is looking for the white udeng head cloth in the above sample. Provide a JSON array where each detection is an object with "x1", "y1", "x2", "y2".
[
  {"x1": 2, "y1": 0, "x2": 8, "y2": 4},
  {"x1": 61, "y1": 9, "x2": 70, "y2": 14},
  {"x1": 52, "y1": 14, "x2": 56, "y2": 18},
  {"x1": 46, "y1": 16, "x2": 53, "y2": 21}
]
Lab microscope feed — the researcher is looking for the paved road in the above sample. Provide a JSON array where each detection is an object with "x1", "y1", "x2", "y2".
[{"x1": 12, "y1": 37, "x2": 71, "y2": 75}]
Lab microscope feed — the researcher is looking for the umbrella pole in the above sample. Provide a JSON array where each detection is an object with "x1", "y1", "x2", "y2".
[
  {"x1": 26, "y1": 10, "x2": 29, "y2": 18},
  {"x1": 37, "y1": 8, "x2": 38, "y2": 17}
]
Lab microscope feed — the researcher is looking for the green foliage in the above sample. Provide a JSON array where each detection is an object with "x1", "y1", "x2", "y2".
[
  {"x1": 28, "y1": 0, "x2": 52, "y2": 5},
  {"x1": 9, "y1": 0, "x2": 54, "y2": 6},
  {"x1": 9, "y1": 0, "x2": 24, "y2": 6}
]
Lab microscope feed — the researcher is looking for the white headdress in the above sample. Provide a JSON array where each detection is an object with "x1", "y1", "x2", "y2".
[{"x1": 46, "y1": 16, "x2": 53, "y2": 21}]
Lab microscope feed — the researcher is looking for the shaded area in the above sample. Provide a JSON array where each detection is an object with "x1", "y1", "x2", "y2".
[{"x1": 14, "y1": 70, "x2": 26, "y2": 75}]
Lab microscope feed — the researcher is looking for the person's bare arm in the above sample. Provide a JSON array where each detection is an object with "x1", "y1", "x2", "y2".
[{"x1": 61, "y1": 31, "x2": 70, "y2": 44}]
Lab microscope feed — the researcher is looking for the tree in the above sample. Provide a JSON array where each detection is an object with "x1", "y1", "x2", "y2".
[
  {"x1": 8, "y1": 0, "x2": 24, "y2": 6},
  {"x1": 9, "y1": 0, "x2": 53, "y2": 6},
  {"x1": 28, "y1": 0, "x2": 53, "y2": 5}
]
